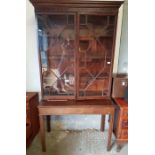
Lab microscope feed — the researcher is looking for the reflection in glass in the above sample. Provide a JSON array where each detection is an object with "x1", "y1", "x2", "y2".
[
  {"x1": 37, "y1": 15, "x2": 75, "y2": 97},
  {"x1": 79, "y1": 15, "x2": 115, "y2": 97}
]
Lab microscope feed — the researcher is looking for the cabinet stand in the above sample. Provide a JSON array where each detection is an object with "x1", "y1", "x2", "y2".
[{"x1": 38, "y1": 99, "x2": 115, "y2": 152}]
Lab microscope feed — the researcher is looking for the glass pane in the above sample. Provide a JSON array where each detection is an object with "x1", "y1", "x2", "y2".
[
  {"x1": 37, "y1": 14, "x2": 75, "y2": 97},
  {"x1": 79, "y1": 15, "x2": 115, "y2": 97}
]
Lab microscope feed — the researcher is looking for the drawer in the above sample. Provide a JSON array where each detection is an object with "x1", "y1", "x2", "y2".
[
  {"x1": 120, "y1": 129, "x2": 128, "y2": 139},
  {"x1": 122, "y1": 120, "x2": 128, "y2": 129},
  {"x1": 116, "y1": 79, "x2": 128, "y2": 88},
  {"x1": 122, "y1": 109, "x2": 128, "y2": 120},
  {"x1": 112, "y1": 78, "x2": 128, "y2": 98}
]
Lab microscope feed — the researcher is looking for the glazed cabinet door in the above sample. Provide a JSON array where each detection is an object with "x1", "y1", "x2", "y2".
[
  {"x1": 37, "y1": 14, "x2": 76, "y2": 99},
  {"x1": 78, "y1": 14, "x2": 116, "y2": 99}
]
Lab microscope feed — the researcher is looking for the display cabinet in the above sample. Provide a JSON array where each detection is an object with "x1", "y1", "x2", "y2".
[
  {"x1": 29, "y1": 0, "x2": 123, "y2": 152},
  {"x1": 33, "y1": 1, "x2": 122, "y2": 100}
]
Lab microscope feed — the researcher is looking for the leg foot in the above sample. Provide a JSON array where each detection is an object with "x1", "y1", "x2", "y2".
[
  {"x1": 107, "y1": 114, "x2": 114, "y2": 151},
  {"x1": 39, "y1": 115, "x2": 46, "y2": 152}
]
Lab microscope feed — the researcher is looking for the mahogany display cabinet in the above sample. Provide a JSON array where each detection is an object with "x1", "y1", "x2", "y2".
[{"x1": 29, "y1": 0, "x2": 124, "y2": 152}]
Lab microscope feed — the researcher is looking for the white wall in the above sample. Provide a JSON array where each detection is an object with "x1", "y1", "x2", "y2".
[
  {"x1": 113, "y1": 4, "x2": 124, "y2": 73},
  {"x1": 26, "y1": 0, "x2": 41, "y2": 93},
  {"x1": 118, "y1": 0, "x2": 128, "y2": 73}
]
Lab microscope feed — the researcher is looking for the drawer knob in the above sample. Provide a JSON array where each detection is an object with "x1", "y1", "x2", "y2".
[{"x1": 122, "y1": 81, "x2": 126, "y2": 86}]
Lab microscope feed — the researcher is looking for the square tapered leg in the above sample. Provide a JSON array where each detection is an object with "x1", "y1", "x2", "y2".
[
  {"x1": 39, "y1": 115, "x2": 46, "y2": 152},
  {"x1": 107, "y1": 114, "x2": 114, "y2": 151}
]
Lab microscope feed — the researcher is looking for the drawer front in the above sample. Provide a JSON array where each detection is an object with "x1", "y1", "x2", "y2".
[
  {"x1": 122, "y1": 120, "x2": 128, "y2": 129},
  {"x1": 112, "y1": 78, "x2": 128, "y2": 98},
  {"x1": 120, "y1": 129, "x2": 128, "y2": 139},
  {"x1": 122, "y1": 109, "x2": 128, "y2": 120},
  {"x1": 116, "y1": 79, "x2": 128, "y2": 88}
]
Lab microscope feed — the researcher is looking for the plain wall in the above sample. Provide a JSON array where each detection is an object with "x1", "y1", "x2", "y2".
[
  {"x1": 26, "y1": 0, "x2": 41, "y2": 93},
  {"x1": 117, "y1": 0, "x2": 128, "y2": 73},
  {"x1": 26, "y1": 0, "x2": 127, "y2": 130}
]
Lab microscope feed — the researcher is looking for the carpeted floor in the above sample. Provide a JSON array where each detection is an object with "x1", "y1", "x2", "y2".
[{"x1": 27, "y1": 130, "x2": 128, "y2": 155}]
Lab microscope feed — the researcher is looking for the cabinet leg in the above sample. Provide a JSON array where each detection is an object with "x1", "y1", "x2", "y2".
[
  {"x1": 46, "y1": 115, "x2": 51, "y2": 132},
  {"x1": 100, "y1": 115, "x2": 105, "y2": 132},
  {"x1": 39, "y1": 115, "x2": 46, "y2": 152},
  {"x1": 107, "y1": 114, "x2": 114, "y2": 151}
]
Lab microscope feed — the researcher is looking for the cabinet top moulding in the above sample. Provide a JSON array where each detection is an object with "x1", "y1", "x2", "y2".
[{"x1": 30, "y1": 0, "x2": 124, "y2": 12}]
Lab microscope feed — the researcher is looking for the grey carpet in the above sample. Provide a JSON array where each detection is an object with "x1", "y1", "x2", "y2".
[{"x1": 27, "y1": 130, "x2": 128, "y2": 155}]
